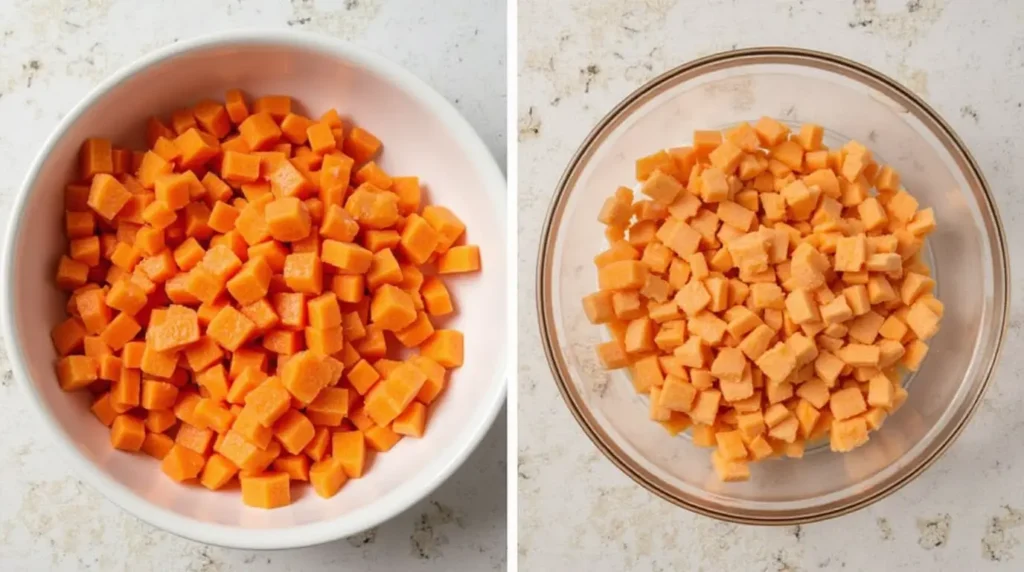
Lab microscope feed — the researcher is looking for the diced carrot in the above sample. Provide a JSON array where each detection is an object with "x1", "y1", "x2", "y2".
[
  {"x1": 80, "y1": 138, "x2": 113, "y2": 180},
  {"x1": 420, "y1": 330, "x2": 464, "y2": 368},
  {"x1": 343, "y1": 127, "x2": 381, "y2": 164},
  {"x1": 200, "y1": 453, "x2": 239, "y2": 490},
  {"x1": 52, "y1": 92, "x2": 480, "y2": 508},
  {"x1": 110, "y1": 414, "x2": 146, "y2": 451},
  {"x1": 306, "y1": 387, "x2": 349, "y2": 427},
  {"x1": 141, "y1": 431, "x2": 175, "y2": 460},
  {"x1": 174, "y1": 128, "x2": 220, "y2": 169},
  {"x1": 240, "y1": 471, "x2": 290, "y2": 508},
  {"x1": 141, "y1": 379, "x2": 179, "y2": 410},
  {"x1": 364, "y1": 425, "x2": 402, "y2": 452},
  {"x1": 244, "y1": 376, "x2": 292, "y2": 427},
  {"x1": 193, "y1": 99, "x2": 231, "y2": 139},
  {"x1": 161, "y1": 444, "x2": 206, "y2": 482},
  {"x1": 207, "y1": 305, "x2": 256, "y2": 351}
]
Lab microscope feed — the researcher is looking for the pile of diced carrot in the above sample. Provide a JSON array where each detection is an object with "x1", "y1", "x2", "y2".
[
  {"x1": 584, "y1": 117, "x2": 941, "y2": 482},
  {"x1": 51, "y1": 90, "x2": 481, "y2": 508}
]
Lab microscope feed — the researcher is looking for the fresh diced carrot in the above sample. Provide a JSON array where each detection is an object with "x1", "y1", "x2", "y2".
[
  {"x1": 207, "y1": 305, "x2": 256, "y2": 351},
  {"x1": 309, "y1": 456, "x2": 348, "y2": 498},
  {"x1": 224, "y1": 89, "x2": 249, "y2": 124},
  {"x1": 231, "y1": 404, "x2": 273, "y2": 449},
  {"x1": 110, "y1": 414, "x2": 146, "y2": 451},
  {"x1": 88, "y1": 174, "x2": 132, "y2": 220},
  {"x1": 244, "y1": 376, "x2": 292, "y2": 427},
  {"x1": 195, "y1": 398, "x2": 235, "y2": 433},
  {"x1": 422, "y1": 205, "x2": 466, "y2": 253},
  {"x1": 273, "y1": 454, "x2": 311, "y2": 481},
  {"x1": 391, "y1": 176, "x2": 421, "y2": 215},
  {"x1": 51, "y1": 317, "x2": 87, "y2": 356},
  {"x1": 195, "y1": 363, "x2": 229, "y2": 401},
  {"x1": 272, "y1": 409, "x2": 316, "y2": 454},
  {"x1": 369, "y1": 284, "x2": 417, "y2": 331},
  {"x1": 330, "y1": 274, "x2": 364, "y2": 304},
  {"x1": 239, "y1": 112, "x2": 282, "y2": 151},
  {"x1": 144, "y1": 408, "x2": 177, "y2": 433},
  {"x1": 65, "y1": 210, "x2": 96, "y2": 239},
  {"x1": 252, "y1": 95, "x2": 291, "y2": 119},
  {"x1": 364, "y1": 425, "x2": 402, "y2": 452},
  {"x1": 174, "y1": 128, "x2": 220, "y2": 169},
  {"x1": 353, "y1": 161, "x2": 392, "y2": 190},
  {"x1": 137, "y1": 151, "x2": 174, "y2": 189},
  {"x1": 282, "y1": 252, "x2": 322, "y2": 295},
  {"x1": 175, "y1": 421, "x2": 215, "y2": 455},
  {"x1": 226, "y1": 256, "x2": 273, "y2": 306},
  {"x1": 172, "y1": 237, "x2": 205, "y2": 271},
  {"x1": 141, "y1": 380, "x2": 179, "y2": 410},
  {"x1": 57, "y1": 355, "x2": 98, "y2": 391},
  {"x1": 183, "y1": 201, "x2": 213, "y2": 240},
  {"x1": 161, "y1": 444, "x2": 206, "y2": 482},
  {"x1": 121, "y1": 341, "x2": 145, "y2": 369},
  {"x1": 392, "y1": 402, "x2": 427, "y2": 437},
  {"x1": 331, "y1": 430, "x2": 366, "y2": 478},
  {"x1": 420, "y1": 330, "x2": 464, "y2": 368},
  {"x1": 354, "y1": 323, "x2": 387, "y2": 360},
  {"x1": 343, "y1": 127, "x2": 381, "y2": 164},
  {"x1": 261, "y1": 328, "x2": 303, "y2": 355},
  {"x1": 170, "y1": 108, "x2": 197, "y2": 134},
  {"x1": 142, "y1": 432, "x2": 175, "y2": 459},
  {"x1": 147, "y1": 305, "x2": 199, "y2": 352},
  {"x1": 394, "y1": 312, "x2": 435, "y2": 348},
  {"x1": 76, "y1": 287, "x2": 112, "y2": 333},
  {"x1": 437, "y1": 245, "x2": 481, "y2": 274},
  {"x1": 200, "y1": 453, "x2": 239, "y2": 490},
  {"x1": 421, "y1": 276, "x2": 454, "y2": 316},
  {"x1": 267, "y1": 159, "x2": 313, "y2": 199},
  {"x1": 319, "y1": 155, "x2": 354, "y2": 203},
  {"x1": 153, "y1": 136, "x2": 182, "y2": 164},
  {"x1": 192, "y1": 99, "x2": 231, "y2": 139},
  {"x1": 181, "y1": 335, "x2": 222, "y2": 372},
  {"x1": 240, "y1": 297, "x2": 280, "y2": 332},
  {"x1": 207, "y1": 201, "x2": 240, "y2": 234},
  {"x1": 241, "y1": 471, "x2": 290, "y2": 508},
  {"x1": 80, "y1": 138, "x2": 113, "y2": 180},
  {"x1": 110, "y1": 367, "x2": 141, "y2": 410},
  {"x1": 306, "y1": 387, "x2": 349, "y2": 426},
  {"x1": 226, "y1": 362, "x2": 267, "y2": 404},
  {"x1": 69, "y1": 235, "x2": 102, "y2": 266},
  {"x1": 91, "y1": 393, "x2": 118, "y2": 426},
  {"x1": 140, "y1": 344, "x2": 178, "y2": 378},
  {"x1": 141, "y1": 200, "x2": 176, "y2": 229},
  {"x1": 53, "y1": 93, "x2": 480, "y2": 507}
]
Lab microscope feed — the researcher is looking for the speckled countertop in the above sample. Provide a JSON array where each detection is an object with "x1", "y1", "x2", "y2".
[
  {"x1": 519, "y1": 1, "x2": 1024, "y2": 570},
  {"x1": 0, "y1": 1, "x2": 506, "y2": 570}
]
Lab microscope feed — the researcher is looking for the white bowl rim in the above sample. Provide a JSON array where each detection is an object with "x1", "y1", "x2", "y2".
[{"x1": 0, "y1": 29, "x2": 508, "y2": 550}]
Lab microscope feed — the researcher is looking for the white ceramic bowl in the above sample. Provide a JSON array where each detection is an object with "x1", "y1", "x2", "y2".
[{"x1": 1, "y1": 30, "x2": 507, "y2": 549}]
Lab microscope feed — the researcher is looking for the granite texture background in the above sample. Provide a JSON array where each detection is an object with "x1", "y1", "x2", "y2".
[
  {"x1": 518, "y1": 1, "x2": 1024, "y2": 570},
  {"x1": 0, "y1": 1, "x2": 507, "y2": 570}
]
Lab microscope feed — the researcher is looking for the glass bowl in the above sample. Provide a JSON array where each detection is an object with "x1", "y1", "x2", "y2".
[{"x1": 536, "y1": 48, "x2": 1009, "y2": 524}]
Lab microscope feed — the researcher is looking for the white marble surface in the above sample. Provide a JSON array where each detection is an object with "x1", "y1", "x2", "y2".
[
  {"x1": 0, "y1": 0, "x2": 506, "y2": 570},
  {"x1": 518, "y1": 1, "x2": 1024, "y2": 570}
]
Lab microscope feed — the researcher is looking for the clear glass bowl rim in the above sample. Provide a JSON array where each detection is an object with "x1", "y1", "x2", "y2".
[{"x1": 535, "y1": 46, "x2": 1010, "y2": 525}]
